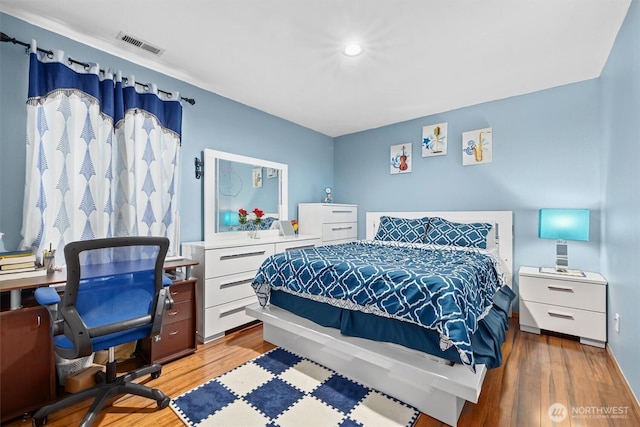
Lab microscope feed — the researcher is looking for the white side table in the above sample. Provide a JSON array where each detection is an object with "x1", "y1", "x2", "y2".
[{"x1": 519, "y1": 266, "x2": 607, "y2": 347}]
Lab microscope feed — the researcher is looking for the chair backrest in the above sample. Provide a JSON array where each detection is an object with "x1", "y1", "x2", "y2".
[{"x1": 56, "y1": 236, "x2": 169, "y2": 359}]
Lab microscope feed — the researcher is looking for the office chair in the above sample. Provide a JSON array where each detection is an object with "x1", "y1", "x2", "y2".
[{"x1": 32, "y1": 237, "x2": 174, "y2": 427}]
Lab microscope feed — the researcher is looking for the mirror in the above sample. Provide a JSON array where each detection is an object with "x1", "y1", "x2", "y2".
[{"x1": 203, "y1": 149, "x2": 288, "y2": 240}]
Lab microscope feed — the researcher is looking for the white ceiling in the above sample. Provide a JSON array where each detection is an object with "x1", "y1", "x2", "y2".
[{"x1": 0, "y1": 0, "x2": 631, "y2": 137}]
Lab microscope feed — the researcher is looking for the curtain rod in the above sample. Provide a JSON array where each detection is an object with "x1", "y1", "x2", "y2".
[{"x1": 1, "y1": 32, "x2": 196, "y2": 105}]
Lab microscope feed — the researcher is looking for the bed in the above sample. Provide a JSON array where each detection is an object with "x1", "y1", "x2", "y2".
[{"x1": 246, "y1": 210, "x2": 514, "y2": 426}]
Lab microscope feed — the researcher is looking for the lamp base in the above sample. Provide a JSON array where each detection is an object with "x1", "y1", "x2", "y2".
[{"x1": 539, "y1": 266, "x2": 585, "y2": 277}]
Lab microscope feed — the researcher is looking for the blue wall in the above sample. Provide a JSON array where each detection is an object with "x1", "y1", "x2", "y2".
[
  {"x1": 600, "y1": 0, "x2": 640, "y2": 401},
  {"x1": 0, "y1": 13, "x2": 334, "y2": 250},
  {"x1": 334, "y1": 80, "x2": 603, "y2": 281}
]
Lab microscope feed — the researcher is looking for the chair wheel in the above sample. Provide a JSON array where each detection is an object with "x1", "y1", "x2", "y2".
[
  {"x1": 158, "y1": 396, "x2": 171, "y2": 408},
  {"x1": 151, "y1": 369, "x2": 162, "y2": 379},
  {"x1": 32, "y1": 416, "x2": 47, "y2": 426}
]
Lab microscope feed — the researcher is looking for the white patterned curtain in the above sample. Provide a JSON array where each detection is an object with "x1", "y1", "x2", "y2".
[{"x1": 21, "y1": 40, "x2": 182, "y2": 260}]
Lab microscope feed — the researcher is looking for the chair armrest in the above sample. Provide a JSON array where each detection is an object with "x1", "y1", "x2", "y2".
[
  {"x1": 163, "y1": 274, "x2": 173, "y2": 286},
  {"x1": 34, "y1": 286, "x2": 61, "y2": 306},
  {"x1": 34, "y1": 287, "x2": 64, "y2": 336},
  {"x1": 150, "y1": 287, "x2": 174, "y2": 338}
]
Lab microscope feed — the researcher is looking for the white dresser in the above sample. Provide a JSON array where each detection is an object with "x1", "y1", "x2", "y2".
[
  {"x1": 182, "y1": 234, "x2": 320, "y2": 343},
  {"x1": 298, "y1": 203, "x2": 358, "y2": 245},
  {"x1": 518, "y1": 266, "x2": 607, "y2": 347}
]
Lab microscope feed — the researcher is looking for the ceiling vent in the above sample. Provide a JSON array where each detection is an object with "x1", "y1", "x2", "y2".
[{"x1": 116, "y1": 31, "x2": 164, "y2": 56}]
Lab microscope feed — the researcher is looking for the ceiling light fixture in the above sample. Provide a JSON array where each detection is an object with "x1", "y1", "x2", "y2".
[{"x1": 342, "y1": 42, "x2": 363, "y2": 57}]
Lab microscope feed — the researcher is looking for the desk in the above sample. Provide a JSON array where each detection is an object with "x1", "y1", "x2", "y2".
[
  {"x1": 0, "y1": 270, "x2": 65, "y2": 310},
  {"x1": 0, "y1": 258, "x2": 198, "y2": 423}
]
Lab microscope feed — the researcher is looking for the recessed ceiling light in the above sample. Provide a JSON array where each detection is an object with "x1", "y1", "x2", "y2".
[{"x1": 342, "y1": 43, "x2": 363, "y2": 57}]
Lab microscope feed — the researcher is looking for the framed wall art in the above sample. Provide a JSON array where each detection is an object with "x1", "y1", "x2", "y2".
[
  {"x1": 422, "y1": 122, "x2": 448, "y2": 157},
  {"x1": 252, "y1": 167, "x2": 263, "y2": 187},
  {"x1": 390, "y1": 143, "x2": 412, "y2": 174},
  {"x1": 462, "y1": 128, "x2": 492, "y2": 166}
]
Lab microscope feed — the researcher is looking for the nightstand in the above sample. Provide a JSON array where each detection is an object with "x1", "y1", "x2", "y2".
[{"x1": 518, "y1": 266, "x2": 607, "y2": 347}]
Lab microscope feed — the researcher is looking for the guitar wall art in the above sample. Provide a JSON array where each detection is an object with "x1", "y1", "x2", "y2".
[{"x1": 390, "y1": 143, "x2": 412, "y2": 174}]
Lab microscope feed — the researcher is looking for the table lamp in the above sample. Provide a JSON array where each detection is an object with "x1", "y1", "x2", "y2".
[
  {"x1": 538, "y1": 208, "x2": 590, "y2": 276},
  {"x1": 222, "y1": 211, "x2": 240, "y2": 227}
]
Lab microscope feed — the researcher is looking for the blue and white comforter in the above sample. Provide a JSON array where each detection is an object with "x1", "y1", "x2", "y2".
[{"x1": 252, "y1": 240, "x2": 507, "y2": 371}]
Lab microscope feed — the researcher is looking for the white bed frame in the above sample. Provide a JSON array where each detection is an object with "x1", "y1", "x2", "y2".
[{"x1": 246, "y1": 210, "x2": 513, "y2": 426}]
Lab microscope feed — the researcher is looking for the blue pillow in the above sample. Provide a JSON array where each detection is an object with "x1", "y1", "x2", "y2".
[
  {"x1": 245, "y1": 216, "x2": 277, "y2": 230},
  {"x1": 424, "y1": 217, "x2": 492, "y2": 249},
  {"x1": 374, "y1": 216, "x2": 429, "y2": 243}
]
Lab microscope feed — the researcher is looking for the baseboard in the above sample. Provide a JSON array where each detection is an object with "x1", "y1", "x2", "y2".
[{"x1": 606, "y1": 344, "x2": 640, "y2": 413}]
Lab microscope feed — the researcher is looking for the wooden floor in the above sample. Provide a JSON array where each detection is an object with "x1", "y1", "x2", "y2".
[{"x1": 5, "y1": 318, "x2": 640, "y2": 427}]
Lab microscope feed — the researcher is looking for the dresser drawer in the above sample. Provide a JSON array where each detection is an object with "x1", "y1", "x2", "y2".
[
  {"x1": 520, "y1": 275, "x2": 606, "y2": 312},
  {"x1": 154, "y1": 318, "x2": 196, "y2": 361},
  {"x1": 168, "y1": 281, "x2": 194, "y2": 303},
  {"x1": 520, "y1": 300, "x2": 606, "y2": 342},
  {"x1": 275, "y1": 239, "x2": 320, "y2": 253},
  {"x1": 321, "y1": 205, "x2": 358, "y2": 223},
  {"x1": 202, "y1": 296, "x2": 257, "y2": 339},
  {"x1": 163, "y1": 299, "x2": 192, "y2": 325},
  {"x1": 322, "y1": 222, "x2": 357, "y2": 242},
  {"x1": 203, "y1": 272, "x2": 257, "y2": 308},
  {"x1": 204, "y1": 244, "x2": 274, "y2": 278}
]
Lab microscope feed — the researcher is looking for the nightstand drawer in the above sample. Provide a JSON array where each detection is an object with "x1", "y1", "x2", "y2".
[
  {"x1": 322, "y1": 222, "x2": 357, "y2": 242},
  {"x1": 519, "y1": 275, "x2": 606, "y2": 312},
  {"x1": 520, "y1": 300, "x2": 606, "y2": 342}
]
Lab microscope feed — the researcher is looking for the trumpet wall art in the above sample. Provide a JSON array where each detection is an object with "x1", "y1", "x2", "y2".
[
  {"x1": 422, "y1": 123, "x2": 448, "y2": 157},
  {"x1": 390, "y1": 143, "x2": 412, "y2": 174},
  {"x1": 462, "y1": 127, "x2": 493, "y2": 166}
]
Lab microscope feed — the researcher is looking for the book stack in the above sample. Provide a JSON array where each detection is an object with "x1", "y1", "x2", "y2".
[{"x1": 0, "y1": 249, "x2": 45, "y2": 280}]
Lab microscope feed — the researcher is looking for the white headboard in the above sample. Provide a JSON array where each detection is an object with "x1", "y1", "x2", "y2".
[{"x1": 366, "y1": 211, "x2": 513, "y2": 287}]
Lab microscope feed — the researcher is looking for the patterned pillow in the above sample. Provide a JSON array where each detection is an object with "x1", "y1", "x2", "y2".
[
  {"x1": 374, "y1": 216, "x2": 429, "y2": 243},
  {"x1": 245, "y1": 216, "x2": 277, "y2": 230},
  {"x1": 424, "y1": 217, "x2": 492, "y2": 249}
]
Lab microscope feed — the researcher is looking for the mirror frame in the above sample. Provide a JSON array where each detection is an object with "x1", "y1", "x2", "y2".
[{"x1": 203, "y1": 149, "x2": 288, "y2": 241}]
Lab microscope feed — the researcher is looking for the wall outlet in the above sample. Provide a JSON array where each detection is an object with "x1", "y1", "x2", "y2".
[{"x1": 614, "y1": 313, "x2": 620, "y2": 333}]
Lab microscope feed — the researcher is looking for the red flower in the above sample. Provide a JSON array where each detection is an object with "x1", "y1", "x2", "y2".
[
  {"x1": 238, "y1": 208, "x2": 248, "y2": 225},
  {"x1": 252, "y1": 208, "x2": 264, "y2": 225}
]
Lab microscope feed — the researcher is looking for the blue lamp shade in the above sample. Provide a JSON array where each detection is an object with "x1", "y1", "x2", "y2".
[
  {"x1": 538, "y1": 209, "x2": 590, "y2": 241},
  {"x1": 222, "y1": 211, "x2": 240, "y2": 226}
]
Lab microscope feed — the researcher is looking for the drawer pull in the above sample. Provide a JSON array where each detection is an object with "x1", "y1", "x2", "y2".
[
  {"x1": 168, "y1": 330, "x2": 179, "y2": 336},
  {"x1": 547, "y1": 285, "x2": 574, "y2": 292},
  {"x1": 331, "y1": 210, "x2": 353, "y2": 214},
  {"x1": 170, "y1": 291, "x2": 179, "y2": 296},
  {"x1": 167, "y1": 311, "x2": 179, "y2": 316},
  {"x1": 220, "y1": 277, "x2": 254, "y2": 289},
  {"x1": 220, "y1": 306, "x2": 247, "y2": 318},
  {"x1": 548, "y1": 310, "x2": 574, "y2": 320},
  {"x1": 286, "y1": 245, "x2": 315, "y2": 251},
  {"x1": 331, "y1": 226, "x2": 353, "y2": 231},
  {"x1": 220, "y1": 251, "x2": 266, "y2": 260}
]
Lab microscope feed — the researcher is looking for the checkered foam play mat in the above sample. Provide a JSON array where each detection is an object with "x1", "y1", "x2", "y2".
[{"x1": 170, "y1": 347, "x2": 419, "y2": 427}]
